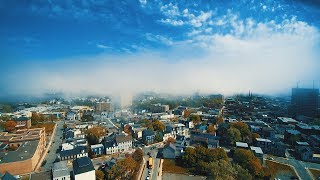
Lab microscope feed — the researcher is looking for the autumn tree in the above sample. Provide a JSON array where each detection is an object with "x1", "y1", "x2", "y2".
[
  {"x1": 39, "y1": 114, "x2": 46, "y2": 122},
  {"x1": 226, "y1": 127, "x2": 241, "y2": 145},
  {"x1": 165, "y1": 137, "x2": 175, "y2": 144},
  {"x1": 86, "y1": 126, "x2": 107, "y2": 145},
  {"x1": 123, "y1": 124, "x2": 132, "y2": 135},
  {"x1": 107, "y1": 156, "x2": 137, "y2": 179},
  {"x1": 207, "y1": 125, "x2": 215, "y2": 134},
  {"x1": 216, "y1": 116, "x2": 224, "y2": 124},
  {"x1": 132, "y1": 148, "x2": 143, "y2": 163},
  {"x1": 190, "y1": 114, "x2": 201, "y2": 124},
  {"x1": 183, "y1": 109, "x2": 191, "y2": 118},
  {"x1": 152, "y1": 120, "x2": 165, "y2": 132},
  {"x1": 233, "y1": 148, "x2": 263, "y2": 177},
  {"x1": 209, "y1": 148, "x2": 229, "y2": 162},
  {"x1": 31, "y1": 112, "x2": 39, "y2": 125},
  {"x1": 4, "y1": 120, "x2": 16, "y2": 132},
  {"x1": 230, "y1": 122, "x2": 251, "y2": 140},
  {"x1": 96, "y1": 170, "x2": 104, "y2": 180},
  {"x1": 49, "y1": 114, "x2": 58, "y2": 122}
]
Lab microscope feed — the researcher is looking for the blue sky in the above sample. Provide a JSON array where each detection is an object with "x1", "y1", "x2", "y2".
[{"x1": 0, "y1": 0, "x2": 320, "y2": 97}]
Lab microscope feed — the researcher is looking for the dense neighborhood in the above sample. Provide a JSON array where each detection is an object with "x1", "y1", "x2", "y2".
[{"x1": 0, "y1": 88, "x2": 319, "y2": 180}]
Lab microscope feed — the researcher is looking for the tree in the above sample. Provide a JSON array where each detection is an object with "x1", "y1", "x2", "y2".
[
  {"x1": 107, "y1": 156, "x2": 137, "y2": 179},
  {"x1": 4, "y1": 120, "x2": 16, "y2": 132},
  {"x1": 39, "y1": 114, "x2": 46, "y2": 122},
  {"x1": 85, "y1": 126, "x2": 107, "y2": 139},
  {"x1": 49, "y1": 114, "x2": 58, "y2": 122},
  {"x1": 216, "y1": 116, "x2": 224, "y2": 124},
  {"x1": 190, "y1": 114, "x2": 201, "y2": 124},
  {"x1": 230, "y1": 122, "x2": 251, "y2": 139},
  {"x1": 182, "y1": 147, "x2": 197, "y2": 167},
  {"x1": 155, "y1": 132, "x2": 163, "y2": 142},
  {"x1": 183, "y1": 109, "x2": 191, "y2": 118},
  {"x1": 208, "y1": 160, "x2": 236, "y2": 179},
  {"x1": 152, "y1": 120, "x2": 165, "y2": 132},
  {"x1": 210, "y1": 148, "x2": 229, "y2": 162},
  {"x1": 226, "y1": 127, "x2": 241, "y2": 145},
  {"x1": 96, "y1": 170, "x2": 104, "y2": 180},
  {"x1": 132, "y1": 148, "x2": 143, "y2": 163},
  {"x1": 233, "y1": 148, "x2": 263, "y2": 177},
  {"x1": 31, "y1": 112, "x2": 39, "y2": 125},
  {"x1": 124, "y1": 124, "x2": 132, "y2": 135},
  {"x1": 165, "y1": 137, "x2": 175, "y2": 144},
  {"x1": 207, "y1": 125, "x2": 215, "y2": 134},
  {"x1": 63, "y1": 123, "x2": 67, "y2": 129}
]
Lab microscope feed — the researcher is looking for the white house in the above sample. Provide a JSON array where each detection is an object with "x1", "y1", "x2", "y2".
[
  {"x1": 73, "y1": 157, "x2": 95, "y2": 180},
  {"x1": 52, "y1": 161, "x2": 70, "y2": 180}
]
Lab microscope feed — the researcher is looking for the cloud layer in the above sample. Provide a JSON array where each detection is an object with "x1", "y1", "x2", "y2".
[{"x1": 1, "y1": 0, "x2": 320, "y2": 98}]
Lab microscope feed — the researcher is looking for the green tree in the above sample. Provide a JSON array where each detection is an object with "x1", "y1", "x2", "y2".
[
  {"x1": 226, "y1": 127, "x2": 241, "y2": 145},
  {"x1": 155, "y1": 132, "x2": 163, "y2": 142},
  {"x1": 230, "y1": 122, "x2": 251, "y2": 140}
]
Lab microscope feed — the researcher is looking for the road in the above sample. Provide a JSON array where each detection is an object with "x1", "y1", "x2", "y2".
[
  {"x1": 141, "y1": 144, "x2": 162, "y2": 180},
  {"x1": 269, "y1": 155, "x2": 320, "y2": 180},
  {"x1": 41, "y1": 120, "x2": 64, "y2": 171}
]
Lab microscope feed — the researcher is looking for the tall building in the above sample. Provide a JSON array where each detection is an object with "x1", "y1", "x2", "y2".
[
  {"x1": 291, "y1": 88, "x2": 319, "y2": 118},
  {"x1": 95, "y1": 101, "x2": 112, "y2": 113}
]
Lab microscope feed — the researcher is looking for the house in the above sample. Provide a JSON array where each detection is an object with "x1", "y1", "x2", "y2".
[
  {"x1": 172, "y1": 123, "x2": 189, "y2": 137},
  {"x1": 250, "y1": 146, "x2": 264, "y2": 164},
  {"x1": 52, "y1": 161, "x2": 70, "y2": 180},
  {"x1": 66, "y1": 111, "x2": 80, "y2": 121},
  {"x1": 190, "y1": 130, "x2": 219, "y2": 149},
  {"x1": 104, "y1": 133, "x2": 133, "y2": 154},
  {"x1": 175, "y1": 135, "x2": 186, "y2": 156},
  {"x1": 284, "y1": 130, "x2": 301, "y2": 145},
  {"x1": 14, "y1": 116, "x2": 31, "y2": 129},
  {"x1": 236, "y1": 142, "x2": 249, "y2": 149},
  {"x1": 142, "y1": 129, "x2": 155, "y2": 145},
  {"x1": 1, "y1": 172, "x2": 17, "y2": 180},
  {"x1": 162, "y1": 143, "x2": 176, "y2": 159},
  {"x1": 72, "y1": 157, "x2": 95, "y2": 180},
  {"x1": 90, "y1": 144, "x2": 104, "y2": 156},
  {"x1": 59, "y1": 146, "x2": 88, "y2": 161},
  {"x1": 255, "y1": 138, "x2": 286, "y2": 157},
  {"x1": 308, "y1": 135, "x2": 320, "y2": 148}
]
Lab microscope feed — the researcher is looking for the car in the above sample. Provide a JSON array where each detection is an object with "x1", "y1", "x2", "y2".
[{"x1": 146, "y1": 176, "x2": 150, "y2": 180}]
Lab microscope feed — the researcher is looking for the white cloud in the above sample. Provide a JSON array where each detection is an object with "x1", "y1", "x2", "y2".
[
  {"x1": 96, "y1": 44, "x2": 110, "y2": 49},
  {"x1": 6, "y1": 11, "x2": 320, "y2": 97},
  {"x1": 159, "y1": 18, "x2": 184, "y2": 26}
]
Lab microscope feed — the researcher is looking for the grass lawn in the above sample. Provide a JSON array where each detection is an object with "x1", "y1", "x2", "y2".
[
  {"x1": 264, "y1": 160, "x2": 296, "y2": 179},
  {"x1": 162, "y1": 159, "x2": 189, "y2": 174},
  {"x1": 309, "y1": 168, "x2": 320, "y2": 179},
  {"x1": 31, "y1": 122, "x2": 56, "y2": 135}
]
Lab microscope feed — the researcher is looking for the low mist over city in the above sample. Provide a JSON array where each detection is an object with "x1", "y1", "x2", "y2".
[{"x1": 0, "y1": 1, "x2": 319, "y2": 180}]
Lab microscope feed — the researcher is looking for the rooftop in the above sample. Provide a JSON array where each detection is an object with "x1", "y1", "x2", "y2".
[
  {"x1": 52, "y1": 161, "x2": 70, "y2": 178},
  {"x1": 0, "y1": 128, "x2": 45, "y2": 143},
  {"x1": 256, "y1": 138, "x2": 272, "y2": 143},
  {"x1": 277, "y1": 117, "x2": 298, "y2": 124},
  {"x1": 236, "y1": 142, "x2": 249, "y2": 148},
  {"x1": 0, "y1": 140, "x2": 39, "y2": 163},
  {"x1": 250, "y1": 146, "x2": 263, "y2": 154},
  {"x1": 73, "y1": 157, "x2": 94, "y2": 175}
]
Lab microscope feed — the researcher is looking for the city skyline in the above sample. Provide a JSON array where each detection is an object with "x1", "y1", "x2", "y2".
[{"x1": 0, "y1": 0, "x2": 320, "y2": 97}]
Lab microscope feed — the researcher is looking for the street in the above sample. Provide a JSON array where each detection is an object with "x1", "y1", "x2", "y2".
[
  {"x1": 268, "y1": 154, "x2": 320, "y2": 180},
  {"x1": 41, "y1": 120, "x2": 64, "y2": 171},
  {"x1": 141, "y1": 144, "x2": 162, "y2": 180}
]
